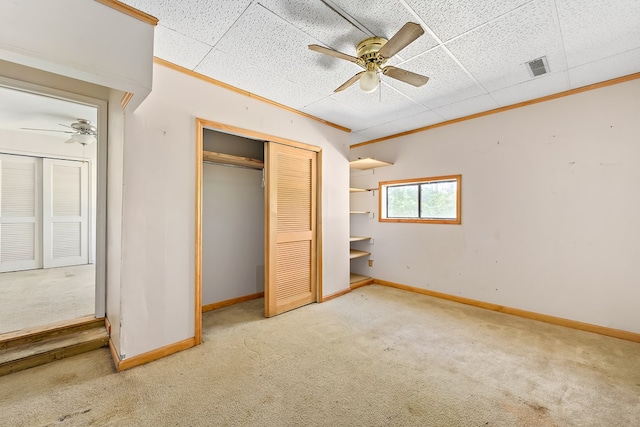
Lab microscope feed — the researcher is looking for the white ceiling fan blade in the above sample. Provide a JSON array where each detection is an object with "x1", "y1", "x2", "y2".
[
  {"x1": 377, "y1": 22, "x2": 424, "y2": 59},
  {"x1": 382, "y1": 66, "x2": 429, "y2": 87},
  {"x1": 334, "y1": 71, "x2": 365, "y2": 92},
  {"x1": 309, "y1": 44, "x2": 361, "y2": 64},
  {"x1": 20, "y1": 127, "x2": 74, "y2": 133}
]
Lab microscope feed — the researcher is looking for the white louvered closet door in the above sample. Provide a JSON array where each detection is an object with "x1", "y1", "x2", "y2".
[
  {"x1": 42, "y1": 159, "x2": 88, "y2": 268},
  {"x1": 0, "y1": 154, "x2": 41, "y2": 273}
]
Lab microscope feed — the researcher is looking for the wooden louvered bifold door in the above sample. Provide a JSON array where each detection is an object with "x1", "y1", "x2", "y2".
[
  {"x1": 42, "y1": 159, "x2": 88, "y2": 268},
  {"x1": 0, "y1": 154, "x2": 41, "y2": 273},
  {"x1": 265, "y1": 142, "x2": 317, "y2": 317}
]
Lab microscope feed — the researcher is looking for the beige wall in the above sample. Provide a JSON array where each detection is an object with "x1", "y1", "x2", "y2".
[
  {"x1": 350, "y1": 79, "x2": 640, "y2": 334},
  {"x1": 0, "y1": 0, "x2": 156, "y2": 355},
  {"x1": 119, "y1": 62, "x2": 351, "y2": 358}
]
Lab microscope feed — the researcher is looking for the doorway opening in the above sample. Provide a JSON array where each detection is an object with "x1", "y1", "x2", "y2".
[
  {"x1": 0, "y1": 83, "x2": 105, "y2": 336},
  {"x1": 195, "y1": 119, "x2": 322, "y2": 344}
]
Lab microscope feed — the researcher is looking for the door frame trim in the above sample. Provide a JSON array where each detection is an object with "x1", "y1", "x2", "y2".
[
  {"x1": 0, "y1": 76, "x2": 107, "y2": 318},
  {"x1": 195, "y1": 118, "x2": 323, "y2": 344}
]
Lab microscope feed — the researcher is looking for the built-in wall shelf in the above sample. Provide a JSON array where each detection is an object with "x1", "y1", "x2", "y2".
[
  {"x1": 349, "y1": 249, "x2": 371, "y2": 260},
  {"x1": 350, "y1": 273, "x2": 371, "y2": 285},
  {"x1": 349, "y1": 158, "x2": 393, "y2": 170},
  {"x1": 349, "y1": 157, "x2": 391, "y2": 286}
]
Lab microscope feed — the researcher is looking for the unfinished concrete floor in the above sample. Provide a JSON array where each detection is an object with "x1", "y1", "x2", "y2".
[{"x1": 0, "y1": 264, "x2": 94, "y2": 335}]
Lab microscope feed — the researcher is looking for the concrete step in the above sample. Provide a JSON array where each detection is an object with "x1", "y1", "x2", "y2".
[{"x1": 0, "y1": 319, "x2": 108, "y2": 376}]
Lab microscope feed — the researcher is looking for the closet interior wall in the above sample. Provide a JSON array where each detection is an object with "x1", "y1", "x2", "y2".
[{"x1": 201, "y1": 129, "x2": 265, "y2": 307}]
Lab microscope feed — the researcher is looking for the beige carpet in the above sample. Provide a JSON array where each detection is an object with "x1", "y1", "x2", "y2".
[
  {"x1": 0, "y1": 264, "x2": 95, "y2": 334},
  {"x1": 1, "y1": 284, "x2": 639, "y2": 426}
]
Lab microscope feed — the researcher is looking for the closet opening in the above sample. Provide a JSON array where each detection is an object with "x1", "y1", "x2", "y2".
[
  {"x1": 195, "y1": 119, "x2": 322, "y2": 344},
  {"x1": 201, "y1": 129, "x2": 266, "y2": 316}
]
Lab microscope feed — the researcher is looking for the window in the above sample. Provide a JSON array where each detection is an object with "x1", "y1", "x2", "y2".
[{"x1": 379, "y1": 175, "x2": 461, "y2": 224}]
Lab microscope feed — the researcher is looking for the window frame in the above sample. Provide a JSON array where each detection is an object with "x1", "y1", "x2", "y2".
[{"x1": 378, "y1": 174, "x2": 462, "y2": 224}]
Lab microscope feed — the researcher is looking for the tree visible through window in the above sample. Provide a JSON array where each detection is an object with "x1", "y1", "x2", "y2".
[{"x1": 380, "y1": 175, "x2": 461, "y2": 224}]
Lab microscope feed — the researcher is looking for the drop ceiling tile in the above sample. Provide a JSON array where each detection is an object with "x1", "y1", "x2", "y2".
[
  {"x1": 432, "y1": 94, "x2": 500, "y2": 121},
  {"x1": 404, "y1": 0, "x2": 530, "y2": 42},
  {"x1": 214, "y1": 3, "x2": 361, "y2": 96},
  {"x1": 446, "y1": 0, "x2": 565, "y2": 92},
  {"x1": 195, "y1": 50, "x2": 324, "y2": 109},
  {"x1": 490, "y1": 71, "x2": 570, "y2": 107},
  {"x1": 258, "y1": 0, "x2": 368, "y2": 54},
  {"x1": 352, "y1": 110, "x2": 444, "y2": 141},
  {"x1": 352, "y1": 123, "x2": 400, "y2": 141},
  {"x1": 330, "y1": 83, "x2": 429, "y2": 132},
  {"x1": 120, "y1": 0, "x2": 640, "y2": 139},
  {"x1": 330, "y1": 0, "x2": 439, "y2": 59},
  {"x1": 154, "y1": 25, "x2": 212, "y2": 70},
  {"x1": 385, "y1": 110, "x2": 445, "y2": 133},
  {"x1": 557, "y1": 0, "x2": 640, "y2": 68},
  {"x1": 301, "y1": 97, "x2": 373, "y2": 131},
  {"x1": 120, "y1": 0, "x2": 253, "y2": 45},
  {"x1": 568, "y1": 48, "x2": 640, "y2": 89},
  {"x1": 386, "y1": 47, "x2": 485, "y2": 109},
  {"x1": 349, "y1": 133, "x2": 371, "y2": 145}
]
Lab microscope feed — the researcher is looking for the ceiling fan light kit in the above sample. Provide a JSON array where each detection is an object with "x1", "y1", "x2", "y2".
[
  {"x1": 67, "y1": 118, "x2": 97, "y2": 145},
  {"x1": 359, "y1": 70, "x2": 380, "y2": 93},
  {"x1": 65, "y1": 133, "x2": 96, "y2": 145},
  {"x1": 309, "y1": 22, "x2": 430, "y2": 93}
]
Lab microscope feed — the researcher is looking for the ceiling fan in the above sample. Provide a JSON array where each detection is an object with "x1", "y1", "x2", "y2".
[
  {"x1": 309, "y1": 22, "x2": 430, "y2": 93},
  {"x1": 21, "y1": 118, "x2": 97, "y2": 145}
]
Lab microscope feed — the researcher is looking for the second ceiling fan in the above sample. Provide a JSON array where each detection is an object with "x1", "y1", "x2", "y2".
[
  {"x1": 309, "y1": 22, "x2": 430, "y2": 93},
  {"x1": 21, "y1": 118, "x2": 97, "y2": 145}
]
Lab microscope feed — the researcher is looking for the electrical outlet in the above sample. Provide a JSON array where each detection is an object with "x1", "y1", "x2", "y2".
[{"x1": 368, "y1": 259, "x2": 373, "y2": 267}]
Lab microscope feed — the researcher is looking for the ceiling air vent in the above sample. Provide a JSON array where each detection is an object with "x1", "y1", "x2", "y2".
[{"x1": 526, "y1": 56, "x2": 549, "y2": 77}]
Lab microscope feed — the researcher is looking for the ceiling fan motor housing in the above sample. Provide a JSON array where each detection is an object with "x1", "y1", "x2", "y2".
[
  {"x1": 70, "y1": 118, "x2": 97, "y2": 135},
  {"x1": 356, "y1": 37, "x2": 388, "y2": 71},
  {"x1": 308, "y1": 22, "x2": 429, "y2": 92}
]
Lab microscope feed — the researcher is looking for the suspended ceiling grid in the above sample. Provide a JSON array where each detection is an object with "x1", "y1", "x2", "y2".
[{"x1": 120, "y1": 0, "x2": 640, "y2": 144}]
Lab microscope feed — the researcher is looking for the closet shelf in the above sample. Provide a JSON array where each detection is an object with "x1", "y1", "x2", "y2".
[
  {"x1": 203, "y1": 150, "x2": 264, "y2": 170},
  {"x1": 350, "y1": 187, "x2": 368, "y2": 193},
  {"x1": 349, "y1": 249, "x2": 371, "y2": 260},
  {"x1": 350, "y1": 210, "x2": 370, "y2": 214},
  {"x1": 350, "y1": 236, "x2": 371, "y2": 242},
  {"x1": 349, "y1": 158, "x2": 393, "y2": 170}
]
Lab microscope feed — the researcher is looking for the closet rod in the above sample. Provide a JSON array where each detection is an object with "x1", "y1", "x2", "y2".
[
  {"x1": 202, "y1": 150, "x2": 264, "y2": 170},
  {"x1": 203, "y1": 160, "x2": 264, "y2": 171}
]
